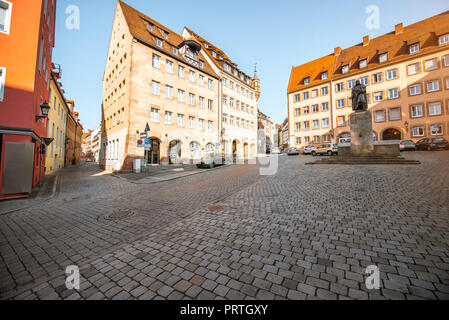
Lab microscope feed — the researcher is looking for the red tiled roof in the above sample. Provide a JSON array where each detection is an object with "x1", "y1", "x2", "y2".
[
  {"x1": 288, "y1": 10, "x2": 449, "y2": 94},
  {"x1": 119, "y1": 1, "x2": 218, "y2": 78}
]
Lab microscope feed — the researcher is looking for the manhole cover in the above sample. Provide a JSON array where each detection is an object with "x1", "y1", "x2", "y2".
[
  {"x1": 204, "y1": 205, "x2": 227, "y2": 213},
  {"x1": 104, "y1": 209, "x2": 135, "y2": 221}
]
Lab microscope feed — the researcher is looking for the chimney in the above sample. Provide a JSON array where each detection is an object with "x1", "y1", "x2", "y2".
[
  {"x1": 334, "y1": 47, "x2": 341, "y2": 56},
  {"x1": 395, "y1": 23, "x2": 404, "y2": 35},
  {"x1": 363, "y1": 35, "x2": 370, "y2": 46}
]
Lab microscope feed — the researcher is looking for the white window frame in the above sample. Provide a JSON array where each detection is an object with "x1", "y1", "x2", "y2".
[
  {"x1": 372, "y1": 73, "x2": 382, "y2": 84},
  {"x1": 189, "y1": 116, "x2": 195, "y2": 129},
  {"x1": 407, "y1": 63, "x2": 419, "y2": 75},
  {"x1": 150, "y1": 108, "x2": 159, "y2": 122},
  {"x1": 151, "y1": 81, "x2": 160, "y2": 95},
  {"x1": 152, "y1": 54, "x2": 160, "y2": 69},
  {"x1": 208, "y1": 79, "x2": 213, "y2": 90},
  {"x1": 189, "y1": 71, "x2": 195, "y2": 83},
  {"x1": 321, "y1": 72, "x2": 328, "y2": 80},
  {"x1": 178, "y1": 89, "x2": 184, "y2": 102},
  {"x1": 322, "y1": 102, "x2": 329, "y2": 111},
  {"x1": 321, "y1": 86, "x2": 328, "y2": 95},
  {"x1": 0, "y1": 67, "x2": 5, "y2": 101},
  {"x1": 166, "y1": 60, "x2": 173, "y2": 73},
  {"x1": 342, "y1": 65, "x2": 349, "y2": 74},
  {"x1": 379, "y1": 53, "x2": 388, "y2": 63},
  {"x1": 386, "y1": 69, "x2": 398, "y2": 80},
  {"x1": 412, "y1": 126, "x2": 424, "y2": 137},
  {"x1": 337, "y1": 99, "x2": 345, "y2": 108},
  {"x1": 336, "y1": 83, "x2": 344, "y2": 92},
  {"x1": 0, "y1": 0, "x2": 12, "y2": 35},
  {"x1": 439, "y1": 34, "x2": 449, "y2": 46},
  {"x1": 373, "y1": 91, "x2": 384, "y2": 102},
  {"x1": 312, "y1": 120, "x2": 319, "y2": 129},
  {"x1": 359, "y1": 59, "x2": 368, "y2": 69},
  {"x1": 165, "y1": 111, "x2": 172, "y2": 125},
  {"x1": 189, "y1": 93, "x2": 195, "y2": 106},
  {"x1": 427, "y1": 80, "x2": 440, "y2": 92},
  {"x1": 409, "y1": 84, "x2": 421, "y2": 96},
  {"x1": 322, "y1": 118, "x2": 329, "y2": 128},
  {"x1": 165, "y1": 85, "x2": 173, "y2": 99},
  {"x1": 430, "y1": 124, "x2": 443, "y2": 136},
  {"x1": 444, "y1": 55, "x2": 449, "y2": 67},
  {"x1": 428, "y1": 102, "x2": 442, "y2": 116},
  {"x1": 177, "y1": 114, "x2": 184, "y2": 127},
  {"x1": 411, "y1": 105, "x2": 423, "y2": 118},
  {"x1": 388, "y1": 88, "x2": 399, "y2": 100},
  {"x1": 360, "y1": 76, "x2": 369, "y2": 86},
  {"x1": 425, "y1": 58, "x2": 438, "y2": 71},
  {"x1": 389, "y1": 107, "x2": 401, "y2": 121},
  {"x1": 374, "y1": 110, "x2": 386, "y2": 122},
  {"x1": 409, "y1": 43, "x2": 420, "y2": 54},
  {"x1": 178, "y1": 66, "x2": 184, "y2": 78}
]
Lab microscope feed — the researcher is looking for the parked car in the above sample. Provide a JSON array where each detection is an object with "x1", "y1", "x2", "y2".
[
  {"x1": 415, "y1": 138, "x2": 449, "y2": 151},
  {"x1": 302, "y1": 145, "x2": 316, "y2": 155},
  {"x1": 311, "y1": 144, "x2": 338, "y2": 156},
  {"x1": 271, "y1": 147, "x2": 281, "y2": 154},
  {"x1": 280, "y1": 148, "x2": 288, "y2": 154},
  {"x1": 196, "y1": 153, "x2": 226, "y2": 168},
  {"x1": 287, "y1": 147, "x2": 300, "y2": 156},
  {"x1": 399, "y1": 140, "x2": 416, "y2": 151}
]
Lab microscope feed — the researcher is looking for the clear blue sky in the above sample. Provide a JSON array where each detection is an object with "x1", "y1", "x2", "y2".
[{"x1": 53, "y1": 0, "x2": 449, "y2": 131}]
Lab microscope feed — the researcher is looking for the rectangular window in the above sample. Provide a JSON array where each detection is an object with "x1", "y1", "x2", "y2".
[
  {"x1": 428, "y1": 102, "x2": 442, "y2": 116},
  {"x1": 165, "y1": 85, "x2": 173, "y2": 99},
  {"x1": 199, "y1": 96, "x2": 204, "y2": 108},
  {"x1": 337, "y1": 116, "x2": 345, "y2": 127},
  {"x1": 374, "y1": 110, "x2": 386, "y2": 122},
  {"x1": 177, "y1": 114, "x2": 184, "y2": 127},
  {"x1": 409, "y1": 43, "x2": 420, "y2": 54},
  {"x1": 388, "y1": 88, "x2": 399, "y2": 99},
  {"x1": 151, "y1": 81, "x2": 160, "y2": 95},
  {"x1": 409, "y1": 84, "x2": 421, "y2": 96},
  {"x1": 208, "y1": 99, "x2": 213, "y2": 111},
  {"x1": 312, "y1": 104, "x2": 319, "y2": 113},
  {"x1": 427, "y1": 80, "x2": 440, "y2": 92},
  {"x1": 178, "y1": 66, "x2": 185, "y2": 78},
  {"x1": 199, "y1": 119, "x2": 204, "y2": 130},
  {"x1": 0, "y1": 67, "x2": 5, "y2": 101},
  {"x1": 446, "y1": 78, "x2": 449, "y2": 89},
  {"x1": 312, "y1": 120, "x2": 319, "y2": 129},
  {"x1": 411, "y1": 105, "x2": 423, "y2": 118},
  {"x1": 408, "y1": 63, "x2": 420, "y2": 75},
  {"x1": 425, "y1": 58, "x2": 438, "y2": 71},
  {"x1": 444, "y1": 55, "x2": 449, "y2": 67},
  {"x1": 189, "y1": 71, "x2": 195, "y2": 82},
  {"x1": 321, "y1": 72, "x2": 328, "y2": 80},
  {"x1": 295, "y1": 108, "x2": 301, "y2": 116},
  {"x1": 294, "y1": 94, "x2": 301, "y2": 102},
  {"x1": 156, "y1": 38, "x2": 163, "y2": 47},
  {"x1": 386, "y1": 69, "x2": 397, "y2": 80},
  {"x1": 0, "y1": 0, "x2": 12, "y2": 34},
  {"x1": 296, "y1": 137, "x2": 301, "y2": 145},
  {"x1": 229, "y1": 98, "x2": 234, "y2": 108},
  {"x1": 208, "y1": 79, "x2": 213, "y2": 90},
  {"x1": 359, "y1": 59, "x2": 368, "y2": 69},
  {"x1": 373, "y1": 91, "x2": 384, "y2": 102},
  {"x1": 347, "y1": 80, "x2": 355, "y2": 90},
  {"x1": 189, "y1": 93, "x2": 195, "y2": 106},
  {"x1": 439, "y1": 34, "x2": 449, "y2": 46},
  {"x1": 173, "y1": 46, "x2": 178, "y2": 55},
  {"x1": 311, "y1": 90, "x2": 318, "y2": 98},
  {"x1": 321, "y1": 86, "x2": 328, "y2": 95},
  {"x1": 337, "y1": 99, "x2": 345, "y2": 108},
  {"x1": 304, "y1": 77, "x2": 310, "y2": 85},
  {"x1": 295, "y1": 122, "x2": 301, "y2": 131},
  {"x1": 208, "y1": 121, "x2": 213, "y2": 131},
  {"x1": 379, "y1": 53, "x2": 388, "y2": 63},
  {"x1": 152, "y1": 54, "x2": 160, "y2": 69},
  {"x1": 342, "y1": 65, "x2": 349, "y2": 74},
  {"x1": 303, "y1": 106, "x2": 309, "y2": 115},
  {"x1": 199, "y1": 75, "x2": 204, "y2": 87},
  {"x1": 322, "y1": 102, "x2": 329, "y2": 111},
  {"x1": 303, "y1": 121, "x2": 310, "y2": 130},
  {"x1": 336, "y1": 83, "x2": 344, "y2": 92},
  {"x1": 178, "y1": 90, "x2": 184, "y2": 102},
  {"x1": 372, "y1": 72, "x2": 382, "y2": 84},
  {"x1": 189, "y1": 116, "x2": 195, "y2": 129},
  {"x1": 322, "y1": 118, "x2": 329, "y2": 128},
  {"x1": 412, "y1": 126, "x2": 424, "y2": 137},
  {"x1": 150, "y1": 108, "x2": 159, "y2": 122},
  {"x1": 165, "y1": 111, "x2": 172, "y2": 125},
  {"x1": 166, "y1": 60, "x2": 173, "y2": 73},
  {"x1": 302, "y1": 92, "x2": 309, "y2": 100},
  {"x1": 431, "y1": 124, "x2": 443, "y2": 136},
  {"x1": 360, "y1": 76, "x2": 368, "y2": 86},
  {"x1": 389, "y1": 107, "x2": 401, "y2": 121}
]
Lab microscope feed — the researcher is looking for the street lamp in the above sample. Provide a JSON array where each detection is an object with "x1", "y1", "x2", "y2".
[{"x1": 36, "y1": 101, "x2": 51, "y2": 121}]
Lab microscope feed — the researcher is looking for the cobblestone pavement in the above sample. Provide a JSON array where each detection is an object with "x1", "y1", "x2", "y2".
[{"x1": 1, "y1": 151, "x2": 449, "y2": 300}]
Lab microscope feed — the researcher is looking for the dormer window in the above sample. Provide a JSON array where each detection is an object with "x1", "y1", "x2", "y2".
[
  {"x1": 224, "y1": 63, "x2": 231, "y2": 72},
  {"x1": 156, "y1": 38, "x2": 163, "y2": 48},
  {"x1": 172, "y1": 46, "x2": 178, "y2": 55},
  {"x1": 144, "y1": 21, "x2": 153, "y2": 32},
  {"x1": 162, "y1": 31, "x2": 168, "y2": 40},
  {"x1": 409, "y1": 43, "x2": 420, "y2": 54},
  {"x1": 342, "y1": 65, "x2": 349, "y2": 74},
  {"x1": 200, "y1": 60, "x2": 204, "y2": 68},
  {"x1": 359, "y1": 59, "x2": 368, "y2": 69},
  {"x1": 439, "y1": 34, "x2": 449, "y2": 46},
  {"x1": 321, "y1": 72, "x2": 328, "y2": 80},
  {"x1": 379, "y1": 53, "x2": 388, "y2": 63},
  {"x1": 204, "y1": 43, "x2": 209, "y2": 48},
  {"x1": 233, "y1": 70, "x2": 238, "y2": 77},
  {"x1": 211, "y1": 51, "x2": 216, "y2": 58},
  {"x1": 304, "y1": 77, "x2": 310, "y2": 85}
]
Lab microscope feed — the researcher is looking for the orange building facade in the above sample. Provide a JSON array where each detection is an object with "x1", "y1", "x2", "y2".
[
  {"x1": 0, "y1": 0, "x2": 56, "y2": 199},
  {"x1": 288, "y1": 11, "x2": 449, "y2": 149}
]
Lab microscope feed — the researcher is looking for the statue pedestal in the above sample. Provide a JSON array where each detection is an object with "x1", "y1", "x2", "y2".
[{"x1": 350, "y1": 111, "x2": 374, "y2": 155}]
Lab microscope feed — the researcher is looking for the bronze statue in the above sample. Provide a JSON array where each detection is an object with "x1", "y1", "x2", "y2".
[{"x1": 351, "y1": 80, "x2": 368, "y2": 112}]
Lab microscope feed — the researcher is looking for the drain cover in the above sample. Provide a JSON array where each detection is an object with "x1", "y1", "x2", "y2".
[
  {"x1": 204, "y1": 205, "x2": 227, "y2": 213},
  {"x1": 104, "y1": 209, "x2": 135, "y2": 221}
]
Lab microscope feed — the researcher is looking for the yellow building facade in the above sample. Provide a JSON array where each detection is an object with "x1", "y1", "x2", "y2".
[{"x1": 45, "y1": 71, "x2": 69, "y2": 173}]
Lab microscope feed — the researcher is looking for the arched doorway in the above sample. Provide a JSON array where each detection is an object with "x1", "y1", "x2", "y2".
[
  {"x1": 189, "y1": 142, "x2": 200, "y2": 161},
  {"x1": 232, "y1": 139, "x2": 240, "y2": 162},
  {"x1": 169, "y1": 140, "x2": 182, "y2": 164},
  {"x1": 146, "y1": 138, "x2": 161, "y2": 165},
  {"x1": 382, "y1": 128, "x2": 401, "y2": 141},
  {"x1": 243, "y1": 143, "x2": 249, "y2": 158}
]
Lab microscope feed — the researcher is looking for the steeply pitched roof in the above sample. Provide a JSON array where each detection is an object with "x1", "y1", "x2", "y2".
[
  {"x1": 119, "y1": 1, "x2": 218, "y2": 78},
  {"x1": 184, "y1": 27, "x2": 255, "y2": 88},
  {"x1": 288, "y1": 10, "x2": 449, "y2": 94}
]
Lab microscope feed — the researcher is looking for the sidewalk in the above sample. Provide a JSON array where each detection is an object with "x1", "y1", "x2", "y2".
[
  {"x1": 113, "y1": 163, "x2": 232, "y2": 184},
  {"x1": 0, "y1": 174, "x2": 58, "y2": 215}
]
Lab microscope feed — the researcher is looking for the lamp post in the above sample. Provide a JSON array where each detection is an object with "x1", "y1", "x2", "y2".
[
  {"x1": 36, "y1": 101, "x2": 51, "y2": 122},
  {"x1": 37, "y1": 102, "x2": 51, "y2": 188}
]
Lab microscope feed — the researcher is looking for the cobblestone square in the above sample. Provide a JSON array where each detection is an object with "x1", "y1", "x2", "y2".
[{"x1": 1, "y1": 151, "x2": 449, "y2": 300}]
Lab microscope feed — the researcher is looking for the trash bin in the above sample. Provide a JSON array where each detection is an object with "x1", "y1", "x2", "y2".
[{"x1": 133, "y1": 159, "x2": 141, "y2": 173}]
